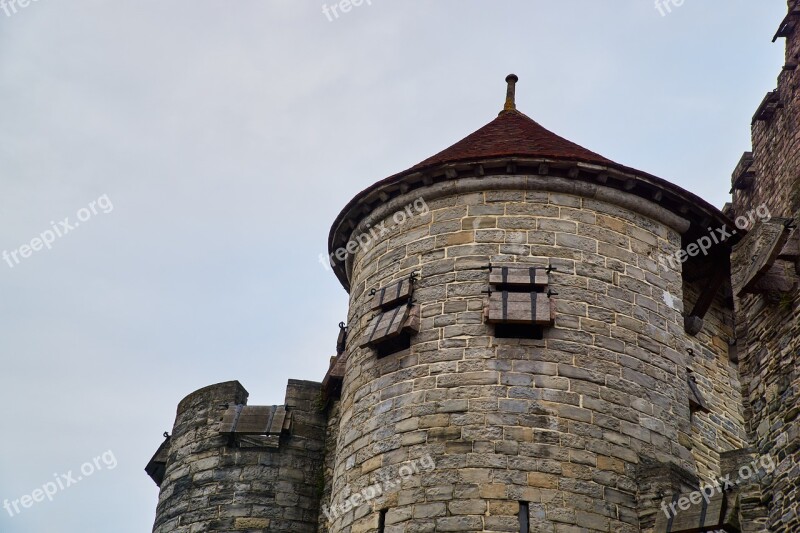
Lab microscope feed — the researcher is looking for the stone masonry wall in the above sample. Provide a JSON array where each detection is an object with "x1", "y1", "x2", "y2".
[
  {"x1": 730, "y1": 1, "x2": 800, "y2": 531},
  {"x1": 681, "y1": 283, "x2": 747, "y2": 481},
  {"x1": 320, "y1": 399, "x2": 343, "y2": 533},
  {"x1": 324, "y1": 180, "x2": 748, "y2": 533},
  {"x1": 152, "y1": 380, "x2": 327, "y2": 533}
]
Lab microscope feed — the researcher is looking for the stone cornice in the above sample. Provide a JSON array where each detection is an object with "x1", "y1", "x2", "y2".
[{"x1": 329, "y1": 157, "x2": 735, "y2": 291}]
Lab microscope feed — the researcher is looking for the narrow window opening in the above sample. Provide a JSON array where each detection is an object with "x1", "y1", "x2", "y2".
[
  {"x1": 687, "y1": 373, "x2": 710, "y2": 414},
  {"x1": 495, "y1": 285, "x2": 546, "y2": 294},
  {"x1": 518, "y1": 501, "x2": 529, "y2": 533},
  {"x1": 375, "y1": 331, "x2": 412, "y2": 358},
  {"x1": 495, "y1": 324, "x2": 544, "y2": 340},
  {"x1": 378, "y1": 509, "x2": 387, "y2": 533}
]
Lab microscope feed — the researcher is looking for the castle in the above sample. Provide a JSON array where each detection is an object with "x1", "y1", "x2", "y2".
[{"x1": 145, "y1": 3, "x2": 800, "y2": 531}]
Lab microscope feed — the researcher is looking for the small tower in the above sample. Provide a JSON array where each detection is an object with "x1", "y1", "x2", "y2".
[{"x1": 147, "y1": 380, "x2": 327, "y2": 532}]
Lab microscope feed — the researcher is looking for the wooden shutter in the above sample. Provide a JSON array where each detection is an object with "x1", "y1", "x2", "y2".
[
  {"x1": 731, "y1": 151, "x2": 755, "y2": 190},
  {"x1": 486, "y1": 291, "x2": 553, "y2": 325},
  {"x1": 370, "y1": 278, "x2": 413, "y2": 310},
  {"x1": 219, "y1": 405, "x2": 242, "y2": 433},
  {"x1": 773, "y1": 5, "x2": 800, "y2": 41},
  {"x1": 270, "y1": 406, "x2": 288, "y2": 434},
  {"x1": 237, "y1": 406, "x2": 273, "y2": 434},
  {"x1": 145, "y1": 435, "x2": 171, "y2": 487},
  {"x1": 322, "y1": 355, "x2": 346, "y2": 401},
  {"x1": 489, "y1": 265, "x2": 548, "y2": 288},
  {"x1": 220, "y1": 405, "x2": 290, "y2": 435},
  {"x1": 752, "y1": 90, "x2": 781, "y2": 124},
  {"x1": 731, "y1": 218, "x2": 793, "y2": 296},
  {"x1": 361, "y1": 304, "x2": 411, "y2": 347},
  {"x1": 687, "y1": 376, "x2": 710, "y2": 414},
  {"x1": 653, "y1": 492, "x2": 739, "y2": 533}
]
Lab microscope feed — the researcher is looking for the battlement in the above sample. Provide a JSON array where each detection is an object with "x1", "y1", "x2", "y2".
[
  {"x1": 148, "y1": 379, "x2": 326, "y2": 532},
  {"x1": 726, "y1": 1, "x2": 800, "y2": 531}
]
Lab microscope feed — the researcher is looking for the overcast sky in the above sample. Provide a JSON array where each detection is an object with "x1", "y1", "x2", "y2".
[{"x1": 0, "y1": 1, "x2": 787, "y2": 532}]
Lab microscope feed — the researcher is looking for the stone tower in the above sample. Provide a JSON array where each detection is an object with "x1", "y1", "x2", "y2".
[
  {"x1": 147, "y1": 380, "x2": 327, "y2": 532},
  {"x1": 147, "y1": 6, "x2": 800, "y2": 531},
  {"x1": 320, "y1": 76, "x2": 748, "y2": 533}
]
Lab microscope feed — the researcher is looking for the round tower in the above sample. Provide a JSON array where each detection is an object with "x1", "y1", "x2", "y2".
[
  {"x1": 322, "y1": 76, "x2": 747, "y2": 532},
  {"x1": 149, "y1": 380, "x2": 327, "y2": 533}
]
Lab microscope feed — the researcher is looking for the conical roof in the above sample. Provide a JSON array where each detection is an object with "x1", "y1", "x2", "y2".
[
  {"x1": 328, "y1": 74, "x2": 733, "y2": 291},
  {"x1": 408, "y1": 108, "x2": 613, "y2": 172}
]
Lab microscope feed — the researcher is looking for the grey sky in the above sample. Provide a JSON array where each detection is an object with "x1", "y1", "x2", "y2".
[{"x1": 0, "y1": 1, "x2": 786, "y2": 531}]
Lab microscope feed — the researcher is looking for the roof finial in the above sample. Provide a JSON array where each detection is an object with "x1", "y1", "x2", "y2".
[{"x1": 503, "y1": 74, "x2": 519, "y2": 113}]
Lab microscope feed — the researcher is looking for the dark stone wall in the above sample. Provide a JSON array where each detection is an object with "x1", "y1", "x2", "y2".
[
  {"x1": 319, "y1": 400, "x2": 342, "y2": 533},
  {"x1": 730, "y1": 2, "x2": 800, "y2": 531}
]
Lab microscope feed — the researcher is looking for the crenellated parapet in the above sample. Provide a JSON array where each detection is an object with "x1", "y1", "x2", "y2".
[
  {"x1": 147, "y1": 379, "x2": 327, "y2": 533},
  {"x1": 728, "y1": 1, "x2": 800, "y2": 532}
]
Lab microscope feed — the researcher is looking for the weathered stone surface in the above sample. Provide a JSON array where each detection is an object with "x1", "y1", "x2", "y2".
[
  {"x1": 728, "y1": 3, "x2": 800, "y2": 532},
  {"x1": 152, "y1": 381, "x2": 326, "y2": 533},
  {"x1": 149, "y1": 15, "x2": 800, "y2": 528}
]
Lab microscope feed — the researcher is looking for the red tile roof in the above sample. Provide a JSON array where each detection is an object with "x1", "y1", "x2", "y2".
[
  {"x1": 409, "y1": 109, "x2": 614, "y2": 171},
  {"x1": 328, "y1": 79, "x2": 733, "y2": 291}
]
